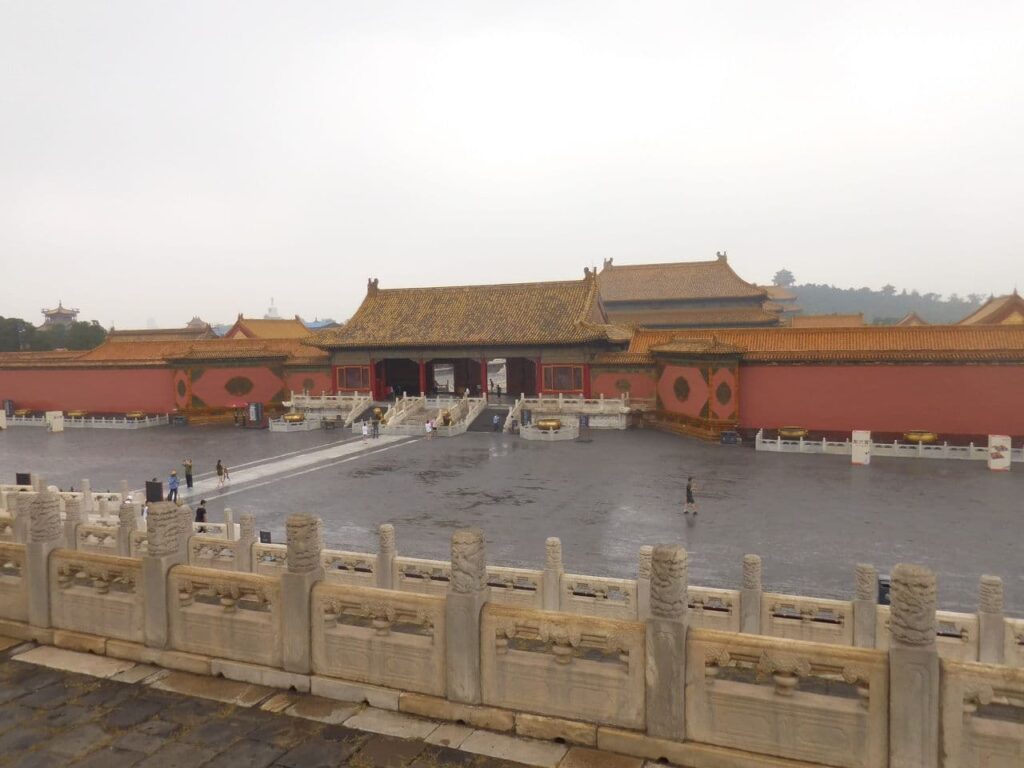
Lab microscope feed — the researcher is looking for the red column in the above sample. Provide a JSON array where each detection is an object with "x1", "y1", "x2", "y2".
[
  {"x1": 480, "y1": 357, "x2": 488, "y2": 397},
  {"x1": 368, "y1": 359, "x2": 376, "y2": 399},
  {"x1": 583, "y1": 363, "x2": 592, "y2": 398},
  {"x1": 332, "y1": 365, "x2": 340, "y2": 395},
  {"x1": 419, "y1": 360, "x2": 427, "y2": 396},
  {"x1": 535, "y1": 358, "x2": 543, "y2": 395}
]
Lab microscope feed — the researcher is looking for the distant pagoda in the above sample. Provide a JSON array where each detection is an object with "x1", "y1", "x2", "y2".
[{"x1": 40, "y1": 301, "x2": 80, "y2": 329}]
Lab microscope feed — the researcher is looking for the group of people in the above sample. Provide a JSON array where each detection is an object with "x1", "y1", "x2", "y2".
[{"x1": 163, "y1": 457, "x2": 231, "y2": 503}]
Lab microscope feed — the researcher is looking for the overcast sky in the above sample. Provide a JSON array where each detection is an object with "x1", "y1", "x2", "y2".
[{"x1": 2, "y1": 2, "x2": 1022, "y2": 329}]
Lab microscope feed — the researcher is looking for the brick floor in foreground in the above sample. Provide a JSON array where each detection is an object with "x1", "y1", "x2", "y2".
[{"x1": 0, "y1": 638, "x2": 645, "y2": 768}]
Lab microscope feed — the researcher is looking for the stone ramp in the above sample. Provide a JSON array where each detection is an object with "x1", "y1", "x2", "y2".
[
  {"x1": 0, "y1": 639, "x2": 653, "y2": 768},
  {"x1": 467, "y1": 407, "x2": 506, "y2": 433}
]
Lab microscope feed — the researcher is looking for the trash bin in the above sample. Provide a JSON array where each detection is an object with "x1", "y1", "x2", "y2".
[
  {"x1": 259, "y1": 530, "x2": 272, "y2": 544},
  {"x1": 877, "y1": 575, "x2": 891, "y2": 605}
]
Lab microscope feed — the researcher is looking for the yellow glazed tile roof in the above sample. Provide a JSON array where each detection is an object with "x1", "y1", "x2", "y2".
[
  {"x1": 957, "y1": 292, "x2": 1024, "y2": 325},
  {"x1": 789, "y1": 314, "x2": 865, "y2": 328},
  {"x1": 629, "y1": 325, "x2": 1024, "y2": 363},
  {"x1": 226, "y1": 316, "x2": 312, "y2": 339},
  {"x1": 597, "y1": 257, "x2": 766, "y2": 302},
  {"x1": 309, "y1": 276, "x2": 608, "y2": 349}
]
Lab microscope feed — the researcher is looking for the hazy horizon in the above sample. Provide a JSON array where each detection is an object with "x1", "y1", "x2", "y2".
[{"x1": 2, "y1": 2, "x2": 1022, "y2": 329}]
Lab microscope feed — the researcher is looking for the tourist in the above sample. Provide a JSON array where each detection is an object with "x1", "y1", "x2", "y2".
[
  {"x1": 167, "y1": 470, "x2": 179, "y2": 502},
  {"x1": 182, "y1": 457, "x2": 194, "y2": 489},
  {"x1": 684, "y1": 476, "x2": 697, "y2": 516},
  {"x1": 362, "y1": 421, "x2": 369, "y2": 441},
  {"x1": 216, "y1": 460, "x2": 225, "y2": 488},
  {"x1": 492, "y1": 413, "x2": 501, "y2": 432},
  {"x1": 371, "y1": 419, "x2": 380, "y2": 438},
  {"x1": 496, "y1": 383, "x2": 502, "y2": 400},
  {"x1": 223, "y1": 464, "x2": 230, "y2": 483},
  {"x1": 195, "y1": 499, "x2": 207, "y2": 532},
  {"x1": 425, "y1": 420, "x2": 433, "y2": 440}
]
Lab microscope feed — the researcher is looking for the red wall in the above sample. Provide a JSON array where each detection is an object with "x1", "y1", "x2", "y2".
[
  {"x1": 0, "y1": 368, "x2": 175, "y2": 413},
  {"x1": 739, "y1": 364, "x2": 1024, "y2": 436},
  {"x1": 285, "y1": 371, "x2": 333, "y2": 397},
  {"x1": 591, "y1": 370, "x2": 658, "y2": 400},
  {"x1": 189, "y1": 366, "x2": 286, "y2": 408}
]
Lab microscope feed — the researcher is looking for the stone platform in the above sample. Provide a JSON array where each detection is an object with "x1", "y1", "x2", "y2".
[{"x1": 0, "y1": 638, "x2": 644, "y2": 768}]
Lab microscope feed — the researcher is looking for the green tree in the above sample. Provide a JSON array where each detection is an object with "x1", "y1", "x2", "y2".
[{"x1": 881, "y1": 284, "x2": 896, "y2": 296}]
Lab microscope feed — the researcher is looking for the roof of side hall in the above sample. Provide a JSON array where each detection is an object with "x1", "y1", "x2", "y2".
[
  {"x1": 628, "y1": 325, "x2": 1024, "y2": 362},
  {"x1": 597, "y1": 255, "x2": 767, "y2": 303},
  {"x1": 309, "y1": 275, "x2": 610, "y2": 349}
]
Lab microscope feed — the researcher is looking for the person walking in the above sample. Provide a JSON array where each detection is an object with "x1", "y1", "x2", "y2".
[
  {"x1": 167, "y1": 470, "x2": 180, "y2": 502},
  {"x1": 371, "y1": 418, "x2": 380, "y2": 438},
  {"x1": 425, "y1": 420, "x2": 433, "y2": 440},
  {"x1": 362, "y1": 421, "x2": 369, "y2": 442},
  {"x1": 684, "y1": 476, "x2": 697, "y2": 516},
  {"x1": 182, "y1": 458, "x2": 194, "y2": 490},
  {"x1": 492, "y1": 413, "x2": 501, "y2": 432},
  {"x1": 216, "y1": 460, "x2": 225, "y2": 488},
  {"x1": 195, "y1": 499, "x2": 207, "y2": 532}
]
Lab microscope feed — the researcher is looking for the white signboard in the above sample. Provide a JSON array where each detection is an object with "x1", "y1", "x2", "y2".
[
  {"x1": 45, "y1": 411, "x2": 64, "y2": 432},
  {"x1": 988, "y1": 435, "x2": 1011, "y2": 472},
  {"x1": 852, "y1": 430, "x2": 871, "y2": 465}
]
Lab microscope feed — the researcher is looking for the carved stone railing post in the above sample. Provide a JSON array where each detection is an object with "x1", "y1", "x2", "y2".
[
  {"x1": 740, "y1": 554, "x2": 762, "y2": 634},
  {"x1": 117, "y1": 501, "x2": 137, "y2": 557},
  {"x1": 32, "y1": 473, "x2": 44, "y2": 492},
  {"x1": 646, "y1": 545, "x2": 688, "y2": 741},
  {"x1": 177, "y1": 506, "x2": 193, "y2": 554},
  {"x1": 281, "y1": 514, "x2": 324, "y2": 674},
  {"x1": 637, "y1": 545, "x2": 653, "y2": 620},
  {"x1": 446, "y1": 528, "x2": 488, "y2": 704},
  {"x1": 63, "y1": 497, "x2": 82, "y2": 550},
  {"x1": 377, "y1": 524, "x2": 395, "y2": 589},
  {"x1": 142, "y1": 502, "x2": 188, "y2": 649},
  {"x1": 543, "y1": 537, "x2": 563, "y2": 611},
  {"x1": 978, "y1": 575, "x2": 1004, "y2": 665},
  {"x1": 235, "y1": 513, "x2": 256, "y2": 572},
  {"x1": 13, "y1": 493, "x2": 31, "y2": 543},
  {"x1": 888, "y1": 563, "x2": 938, "y2": 768},
  {"x1": 119, "y1": 480, "x2": 129, "y2": 500},
  {"x1": 853, "y1": 563, "x2": 877, "y2": 648},
  {"x1": 224, "y1": 507, "x2": 235, "y2": 540},
  {"x1": 80, "y1": 479, "x2": 92, "y2": 513},
  {"x1": 26, "y1": 490, "x2": 62, "y2": 630}
]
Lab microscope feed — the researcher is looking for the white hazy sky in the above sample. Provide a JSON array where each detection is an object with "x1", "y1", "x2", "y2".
[{"x1": 2, "y1": 1, "x2": 1022, "y2": 329}]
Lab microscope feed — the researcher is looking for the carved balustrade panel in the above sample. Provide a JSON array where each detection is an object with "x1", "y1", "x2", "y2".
[
  {"x1": 0, "y1": 513, "x2": 15, "y2": 543},
  {"x1": 49, "y1": 550, "x2": 143, "y2": 642},
  {"x1": 560, "y1": 574, "x2": 638, "y2": 620},
  {"x1": 688, "y1": 586, "x2": 741, "y2": 632},
  {"x1": 75, "y1": 524, "x2": 119, "y2": 555},
  {"x1": 875, "y1": 605, "x2": 980, "y2": 661},
  {"x1": 761, "y1": 593, "x2": 854, "y2": 646},
  {"x1": 0, "y1": 543, "x2": 27, "y2": 622},
  {"x1": 940, "y1": 659, "x2": 1024, "y2": 766},
  {"x1": 480, "y1": 603, "x2": 645, "y2": 729},
  {"x1": 394, "y1": 556, "x2": 451, "y2": 597},
  {"x1": 168, "y1": 565, "x2": 281, "y2": 668},
  {"x1": 311, "y1": 582, "x2": 445, "y2": 696},
  {"x1": 486, "y1": 566, "x2": 543, "y2": 609},
  {"x1": 322, "y1": 549, "x2": 377, "y2": 587},
  {"x1": 130, "y1": 532, "x2": 149, "y2": 557},
  {"x1": 686, "y1": 628, "x2": 888, "y2": 768},
  {"x1": 252, "y1": 543, "x2": 288, "y2": 577},
  {"x1": 1006, "y1": 618, "x2": 1024, "y2": 669},
  {"x1": 188, "y1": 535, "x2": 239, "y2": 572}
]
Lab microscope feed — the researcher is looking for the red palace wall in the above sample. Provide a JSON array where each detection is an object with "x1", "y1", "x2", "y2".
[
  {"x1": 591, "y1": 369, "x2": 658, "y2": 400},
  {"x1": 739, "y1": 364, "x2": 1024, "y2": 436},
  {"x1": 0, "y1": 368, "x2": 175, "y2": 413},
  {"x1": 284, "y1": 371, "x2": 334, "y2": 397},
  {"x1": 657, "y1": 364, "x2": 739, "y2": 421},
  {"x1": 186, "y1": 366, "x2": 288, "y2": 409}
]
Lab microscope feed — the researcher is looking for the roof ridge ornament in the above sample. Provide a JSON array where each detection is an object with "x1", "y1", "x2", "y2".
[
  {"x1": 716, "y1": 251, "x2": 728, "y2": 262},
  {"x1": 367, "y1": 278, "x2": 379, "y2": 294}
]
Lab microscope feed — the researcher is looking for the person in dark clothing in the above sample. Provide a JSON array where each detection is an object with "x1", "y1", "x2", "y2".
[
  {"x1": 182, "y1": 458, "x2": 194, "y2": 489},
  {"x1": 195, "y1": 500, "x2": 207, "y2": 533},
  {"x1": 684, "y1": 476, "x2": 697, "y2": 515}
]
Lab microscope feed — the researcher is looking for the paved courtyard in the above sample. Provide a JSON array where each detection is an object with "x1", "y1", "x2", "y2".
[{"x1": 1, "y1": 425, "x2": 1021, "y2": 614}]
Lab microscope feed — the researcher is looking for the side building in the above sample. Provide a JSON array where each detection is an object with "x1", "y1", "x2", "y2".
[
  {"x1": 307, "y1": 273, "x2": 627, "y2": 399},
  {"x1": 591, "y1": 325, "x2": 1024, "y2": 441}
]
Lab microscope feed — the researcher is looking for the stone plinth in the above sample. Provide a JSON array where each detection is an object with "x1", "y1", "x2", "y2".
[{"x1": 281, "y1": 514, "x2": 324, "y2": 674}]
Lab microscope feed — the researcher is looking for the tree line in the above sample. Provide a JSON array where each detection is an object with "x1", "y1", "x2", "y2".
[
  {"x1": 0, "y1": 317, "x2": 107, "y2": 352},
  {"x1": 771, "y1": 270, "x2": 988, "y2": 324}
]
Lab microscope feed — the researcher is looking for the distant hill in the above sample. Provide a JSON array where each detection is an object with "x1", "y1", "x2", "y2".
[{"x1": 784, "y1": 284, "x2": 987, "y2": 325}]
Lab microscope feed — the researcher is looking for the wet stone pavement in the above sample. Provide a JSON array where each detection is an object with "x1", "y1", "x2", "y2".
[
  {"x1": 1, "y1": 425, "x2": 1022, "y2": 614},
  {"x1": 0, "y1": 642, "x2": 568, "y2": 768}
]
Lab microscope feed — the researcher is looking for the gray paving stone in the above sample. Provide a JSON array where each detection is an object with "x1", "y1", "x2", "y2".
[
  {"x1": 275, "y1": 737, "x2": 352, "y2": 768},
  {"x1": 38, "y1": 703, "x2": 99, "y2": 728},
  {"x1": 136, "y1": 719, "x2": 184, "y2": 738},
  {"x1": 0, "y1": 724, "x2": 51, "y2": 753},
  {"x1": 104, "y1": 698, "x2": 166, "y2": 730},
  {"x1": 250, "y1": 716, "x2": 325, "y2": 749},
  {"x1": 136, "y1": 741, "x2": 218, "y2": 768},
  {"x1": 410, "y1": 744, "x2": 480, "y2": 768},
  {"x1": 181, "y1": 715, "x2": 258, "y2": 747},
  {"x1": 17, "y1": 680, "x2": 74, "y2": 709},
  {"x1": 321, "y1": 723, "x2": 373, "y2": 749},
  {"x1": 202, "y1": 737, "x2": 286, "y2": 768},
  {"x1": 115, "y1": 731, "x2": 168, "y2": 755},
  {"x1": 160, "y1": 698, "x2": 229, "y2": 727},
  {"x1": 350, "y1": 734, "x2": 429, "y2": 768},
  {"x1": 6, "y1": 750, "x2": 65, "y2": 768},
  {"x1": 48, "y1": 722, "x2": 113, "y2": 758},
  {"x1": 0, "y1": 703, "x2": 34, "y2": 733},
  {"x1": 70, "y1": 747, "x2": 147, "y2": 768}
]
